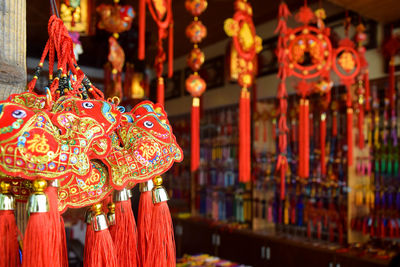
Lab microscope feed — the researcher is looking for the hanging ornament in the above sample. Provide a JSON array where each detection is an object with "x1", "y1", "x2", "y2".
[
  {"x1": 225, "y1": 0, "x2": 262, "y2": 183},
  {"x1": 275, "y1": 1, "x2": 332, "y2": 187},
  {"x1": 332, "y1": 18, "x2": 361, "y2": 166},
  {"x1": 138, "y1": 0, "x2": 174, "y2": 106},
  {"x1": 185, "y1": 0, "x2": 208, "y2": 173},
  {"x1": 0, "y1": 10, "x2": 184, "y2": 267},
  {"x1": 97, "y1": 0, "x2": 135, "y2": 99}
]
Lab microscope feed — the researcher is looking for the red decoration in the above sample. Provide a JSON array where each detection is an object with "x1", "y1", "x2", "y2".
[
  {"x1": 225, "y1": 0, "x2": 261, "y2": 183},
  {"x1": 97, "y1": 4, "x2": 135, "y2": 34},
  {"x1": 276, "y1": 3, "x2": 332, "y2": 185},
  {"x1": 185, "y1": 0, "x2": 207, "y2": 173},
  {"x1": 185, "y1": 0, "x2": 208, "y2": 16},
  {"x1": 187, "y1": 48, "x2": 205, "y2": 71},
  {"x1": 186, "y1": 20, "x2": 207, "y2": 43},
  {"x1": 186, "y1": 74, "x2": 207, "y2": 97},
  {"x1": 332, "y1": 38, "x2": 361, "y2": 166},
  {"x1": 138, "y1": 0, "x2": 174, "y2": 105}
]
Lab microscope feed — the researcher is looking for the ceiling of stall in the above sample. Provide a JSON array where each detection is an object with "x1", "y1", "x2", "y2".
[{"x1": 328, "y1": 0, "x2": 400, "y2": 23}]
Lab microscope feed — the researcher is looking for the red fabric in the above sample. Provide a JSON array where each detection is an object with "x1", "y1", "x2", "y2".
[
  {"x1": 191, "y1": 103, "x2": 200, "y2": 172},
  {"x1": 110, "y1": 201, "x2": 138, "y2": 267},
  {"x1": 0, "y1": 210, "x2": 20, "y2": 267}
]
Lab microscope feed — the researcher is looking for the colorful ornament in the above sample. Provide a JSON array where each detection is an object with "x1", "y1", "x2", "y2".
[
  {"x1": 187, "y1": 48, "x2": 205, "y2": 71},
  {"x1": 186, "y1": 20, "x2": 207, "y2": 43}
]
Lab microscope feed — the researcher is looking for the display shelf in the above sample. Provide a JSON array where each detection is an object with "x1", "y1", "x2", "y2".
[{"x1": 173, "y1": 216, "x2": 391, "y2": 267}]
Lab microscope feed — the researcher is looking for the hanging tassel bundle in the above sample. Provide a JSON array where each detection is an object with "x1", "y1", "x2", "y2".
[
  {"x1": 0, "y1": 181, "x2": 20, "y2": 267},
  {"x1": 110, "y1": 188, "x2": 138, "y2": 267},
  {"x1": 146, "y1": 176, "x2": 175, "y2": 267},
  {"x1": 138, "y1": 180, "x2": 154, "y2": 267},
  {"x1": 239, "y1": 87, "x2": 251, "y2": 183},
  {"x1": 45, "y1": 179, "x2": 68, "y2": 267},
  {"x1": 85, "y1": 203, "x2": 117, "y2": 267},
  {"x1": 22, "y1": 179, "x2": 59, "y2": 267}
]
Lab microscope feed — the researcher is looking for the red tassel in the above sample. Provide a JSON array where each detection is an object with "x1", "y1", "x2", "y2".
[
  {"x1": 347, "y1": 108, "x2": 353, "y2": 166},
  {"x1": 110, "y1": 196, "x2": 138, "y2": 267},
  {"x1": 332, "y1": 111, "x2": 338, "y2": 137},
  {"x1": 146, "y1": 177, "x2": 175, "y2": 267},
  {"x1": 298, "y1": 100, "x2": 304, "y2": 177},
  {"x1": 364, "y1": 71, "x2": 371, "y2": 111},
  {"x1": 138, "y1": 0, "x2": 146, "y2": 60},
  {"x1": 0, "y1": 210, "x2": 20, "y2": 267},
  {"x1": 23, "y1": 180, "x2": 59, "y2": 267},
  {"x1": 86, "y1": 203, "x2": 117, "y2": 267},
  {"x1": 191, "y1": 97, "x2": 200, "y2": 172},
  {"x1": 358, "y1": 105, "x2": 364, "y2": 149},
  {"x1": 45, "y1": 183, "x2": 68, "y2": 267},
  {"x1": 239, "y1": 88, "x2": 251, "y2": 183},
  {"x1": 320, "y1": 113, "x2": 326, "y2": 176},
  {"x1": 304, "y1": 100, "x2": 309, "y2": 177},
  {"x1": 168, "y1": 23, "x2": 174, "y2": 78},
  {"x1": 0, "y1": 181, "x2": 20, "y2": 267},
  {"x1": 389, "y1": 57, "x2": 395, "y2": 109},
  {"x1": 84, "y1": 216, "x2": 94, "y2": 265},
  {"x1": 157, "y1": 77, "x2": 165, "y2": 106},
  {"x1": 138, "y1": 184, "x2": 153, "y2": 267}
]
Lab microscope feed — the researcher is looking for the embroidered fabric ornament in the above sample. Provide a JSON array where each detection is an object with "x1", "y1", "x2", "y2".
[
  {"x1": 187, "y1": 48, "x2": 205, "y2": 72},
  {"x1": 224, "y1": 0, "x2": 262, "y2": 183},
  {"x1": 0, "y1": 101, "x2": 113, "y2": 181},
  {"x1": 110, "y1": 101, "x2": 183, "y2": 188}
]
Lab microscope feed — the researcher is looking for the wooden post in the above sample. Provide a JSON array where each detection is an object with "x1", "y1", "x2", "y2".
[{"x1": 0, "y1": 0, "x2": 26, "y2": 100}]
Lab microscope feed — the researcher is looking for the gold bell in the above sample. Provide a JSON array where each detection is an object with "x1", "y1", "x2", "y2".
[
  {"x1": 0, "y1": 181, "x2": 15, "y2": 211},
  {"x1": 139, "y1": 179, "x2": 154, "y2": 193},
  {"x1": 91, "y1": 203, "x2": 108, "y2": 232},
  {"x1": 107, "y1": 202, "x2": 116, "y2": 226},
  {"x1": 27, "y1": 179, "x2": 49, "y2": 215},
  {"x1": 113, "y1": 188, "x2": 131, "y2": 202},
  {"x1": 151, "y1": 176, "x2": 169, "y2": 204}
]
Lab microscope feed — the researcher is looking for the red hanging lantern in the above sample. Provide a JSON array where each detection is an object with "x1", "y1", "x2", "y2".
[{"x1": 224, "y1": 0, "x2": 262, "y2": 183}]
